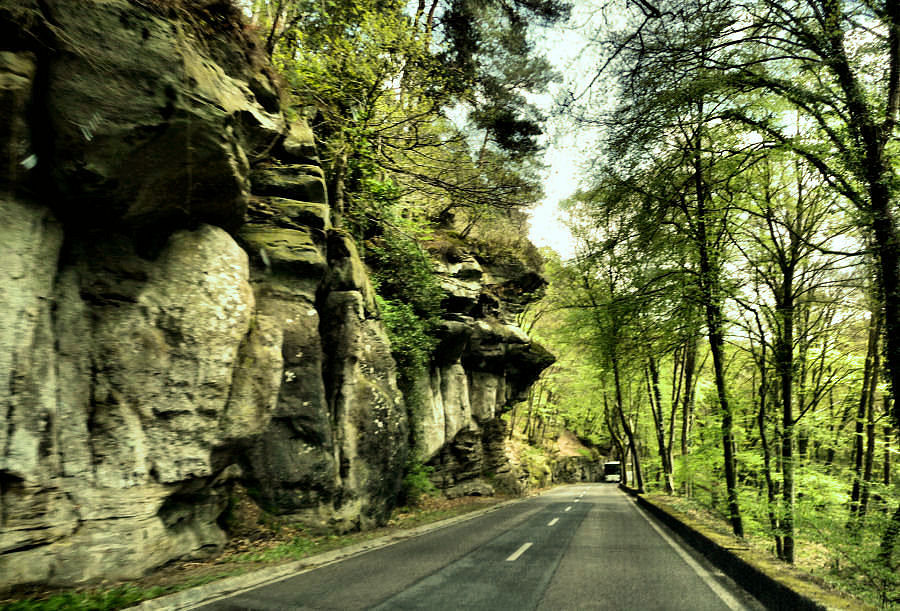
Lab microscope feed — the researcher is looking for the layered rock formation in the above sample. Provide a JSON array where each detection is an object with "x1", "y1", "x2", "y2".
[
  {"x1": 0, "y1": 0, "x2": 552, "y2": 590},
  {"x1": 421, "y1": 247, "x2": 554, "y2": 497},
  {"x1": 0, "y1": 0, "x2": 406, "y2": 588}
]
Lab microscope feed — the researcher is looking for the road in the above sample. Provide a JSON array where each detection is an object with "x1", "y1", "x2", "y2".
[{"x1": 197, "y1": 484, "x2": 764, "y2": 610}]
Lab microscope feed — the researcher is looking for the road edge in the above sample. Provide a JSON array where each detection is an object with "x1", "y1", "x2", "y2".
[
  {"x1": 133, "y1": 493, "x2": 538, "y2": 610},
  {"x1": 619, "y1": 484, "x2": 868, "y2": 611}
]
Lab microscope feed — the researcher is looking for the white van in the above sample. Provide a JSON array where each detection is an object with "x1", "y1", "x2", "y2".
[{"x1": 603, "y1": 461, "x2": 621, "y2": 482}]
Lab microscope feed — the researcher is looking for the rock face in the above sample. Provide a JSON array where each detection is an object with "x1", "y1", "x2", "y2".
[
  {"x1": 0, "y1": 0, "x2": 549, "y2": 591},
  {"x1": 421, "y1": 247, "x2": 555, "y2": 497},
  {"x1": 0, "y1": 0, "x2": 405, "y2": 589}
]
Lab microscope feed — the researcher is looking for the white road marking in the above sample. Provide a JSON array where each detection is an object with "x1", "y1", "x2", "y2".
[
  {"x1": 548, "y1": 518, "x2": 559, "y2": 526},
  {"x1": 632, "y1": 502, "x2": 747, "y2": 610},
  {"x1": 506, "y1": 542, "x2": 533, "y2": 562},
  {"x1": 565, "y1": 506, "x2": 572, "y2": 512},
  {"x1": 574, "y1": 499, "x2": 580, "y2": 503}
]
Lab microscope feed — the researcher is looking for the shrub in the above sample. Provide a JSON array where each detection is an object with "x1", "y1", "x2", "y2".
[{"x1": 400, "y1": 460, "x2": 438, "y2": 507}]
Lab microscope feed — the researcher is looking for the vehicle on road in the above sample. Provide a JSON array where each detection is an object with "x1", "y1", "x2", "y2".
[{"x1": 603, "y1": 461, "x2": 621, "y2": 482}]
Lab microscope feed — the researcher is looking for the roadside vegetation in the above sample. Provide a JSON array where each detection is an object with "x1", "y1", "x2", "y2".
[{"x1": 519, "y1": 0, "x2": 900, "y2": 606}]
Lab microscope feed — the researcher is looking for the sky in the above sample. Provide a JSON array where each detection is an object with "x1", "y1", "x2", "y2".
[{"x1": 526, "y1": 2, "x2": 610, "y2": 261}]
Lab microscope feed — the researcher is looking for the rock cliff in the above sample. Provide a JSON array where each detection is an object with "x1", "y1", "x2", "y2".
[
  {"x1": 0, "y1": 0, "x2": 552, "y2": 590},
  {"x1": 419, "y1": 246, "x2": 554, "y2": 497}
]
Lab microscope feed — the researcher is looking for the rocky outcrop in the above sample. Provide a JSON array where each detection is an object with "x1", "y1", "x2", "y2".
[
  {"x1": 420, "y1": 246, "x2": 555, "y2": 496},
  {"x1": 0, "y1": 0, "x2": 404, "y2": 589},
  {"x1": 0, "y1": 0, "x2": 549, "y2": 591}
]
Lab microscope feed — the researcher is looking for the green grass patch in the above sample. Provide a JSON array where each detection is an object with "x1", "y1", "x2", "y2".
[{"x1": 0, "y1": 571, "x2": 246, "y2": 611}]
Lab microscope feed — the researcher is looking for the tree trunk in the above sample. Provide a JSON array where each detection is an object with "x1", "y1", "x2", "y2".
[
  {"x1": 776, "y1": 275, "x2": 796, "y2": 562},
  {"x1": 861, "y1": 329, "x2": 882, "y2": 517},
  {"x1": 692, "y1": 105, "x2": 743, "y2": 537},
  {"x1": 698, "y1": 232, "x2": 743, "y2": 537},
  {"x1": 758, "y1": 366, "x2": 784, "y2": 559},
  {"x1": 870, "y1": 191, "x2": 900, "y2": 439},
  {"x1": 861, "y1": 392, "x2": 877, "y2": 516},
  {"x1": 425, "y1": 0, "x2": 439, "y2": 34},
  {"x1": 330, "y1": 149, "x2": 348, "y2": 229},
  {"x1": 826, "y1": 386, "x2": 837, "y2": 469},
  {"x1": 614, "y1": 355, "x2": 644, "y2": 492},
  {"x1": 511, "y1": 387, "x2": 533, "y2": 439},
  {"x1": 851, "y1": 311, "x2": 881, "y2": 519},
  {"x1": 880, "y1": 504, "x2": 900, "y2": 570},
  {"x1": 524, "y1": 383, "x2": 543, "y2": 442},
  {"x1": 647, "y1": 358, "x2": 675, "y2": 493},
  {"x1": 886, "y1": 393, "x2": 894, "y2": 486},
  {"x1": 604, "y1": 392, "x2": 628, "y2": 486},
  {"x1": 681, "y1": 338, "x2": 699, "y2": 496}
]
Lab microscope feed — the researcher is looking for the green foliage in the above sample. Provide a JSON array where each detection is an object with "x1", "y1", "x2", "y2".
[
  {"x1": 520, "y1": 444, "x2": 553, "y2": 488},
  {"x1": 250, "y1": 0, "x2": 562, "y2": 244},
  {"x1": 367, "y1": 205, "x2": 442, "y2": 403},
  {"x1": 367, "y1": 222, "x2": 443, "y2": 323},
  {"x1": 400, "y1": 460, "x2": 438, "y2": 507},
  {"x1": 0, "y1": 577, "x2": 241, "y2": 611},
  {"x1": 0, "y1": 586, "x2": 161, "y2": 611},
  {"x1": 376, "y1": 296, "x2": 437, "y2": 388}
]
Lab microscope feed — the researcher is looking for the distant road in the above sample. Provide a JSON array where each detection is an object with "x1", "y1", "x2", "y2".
[{"x1": 198, "y1": 484, "x2": 763, "y2": 610}]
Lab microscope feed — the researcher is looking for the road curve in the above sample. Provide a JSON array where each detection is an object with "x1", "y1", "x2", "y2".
[{"x1": 197, "y1": 484, "x2": 763, "y2": 610}]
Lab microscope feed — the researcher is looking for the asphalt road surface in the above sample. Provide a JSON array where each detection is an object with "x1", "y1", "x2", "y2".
[{"x1": 198, "y1": 484, "x2": 764, "y2": 610}]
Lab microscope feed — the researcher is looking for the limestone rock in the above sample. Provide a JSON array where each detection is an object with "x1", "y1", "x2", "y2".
[
  {"x1": 320, "y1": 290, "x2": 408, "y2": 529},
  {"x1": 247, "y1": 196, "x2": 331, "y2": 232},
  {"x1": 242, "y1": 292, "x2": 336, "y2": 518},
  {"x1": 251, "y1": 165, "x2": 328, "y2": 204},
  {"x1": 33, "y1": 0, "x2": 282, "y2": 232},
  {"x1": 0, "y1": 51, "x2": 36, "y2": 192},
  {"x1": 422, "y1": 238, "x2": 555, "y2": 488},
  {"x1": 221, "y1": 314, "x2": 284, "y2": 442},
  {"x1": 324, "y1": 231, "x2": 377, "y2": 315},
  {"x1": 238, "y1": 224, "x2": 328, "y2": 278},
  {"x1": 0, "y1": 0, "x2": 553, "y2": 592},
  {"x1": 444, "y1": 479, "x2": 495, "y2": 499},
  {"x1": 280, "y1": 121, "x2": 319, "y2": 164},
  {"x1": 81, "y1": 224, "x2": 256, "y2": 485},
  {"x1": 0, "y1": 198, "x2": 63, "y2": 483}
]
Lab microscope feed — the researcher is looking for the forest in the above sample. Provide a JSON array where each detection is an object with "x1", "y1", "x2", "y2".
[
  {"x1": 243, "y1": 0, "x2": 900, "y2": 606},
  {"x1": 514, "y1": 0, "x2": 900, "y2": 606}
]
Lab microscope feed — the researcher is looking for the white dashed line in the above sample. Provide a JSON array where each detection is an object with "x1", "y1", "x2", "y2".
[
  {"x1": 565, "y1": 506, "x2": 572, "y2": 512},
  {"x1": 506, "y1": 542, "x2": 533, "y2": 562},
  {"x1": 548, "y1": 518, "x2": 559, "y2": 526}
]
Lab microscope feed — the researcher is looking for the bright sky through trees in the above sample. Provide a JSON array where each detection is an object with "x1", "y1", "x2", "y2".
[{"x1": 527, "y1": 1, "x2": 618, "y2": 260}]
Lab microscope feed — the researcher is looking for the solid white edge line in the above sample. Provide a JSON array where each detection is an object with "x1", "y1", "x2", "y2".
[
  {"x1": 631, "y1": 501, "x2": 746, "y2": 611},
  {"x1": 506, "y1": 542, "x2": 533, "y2": 562},
  {"x1": 548, "y1": 518, "x2": 559, "y2": 526}
]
